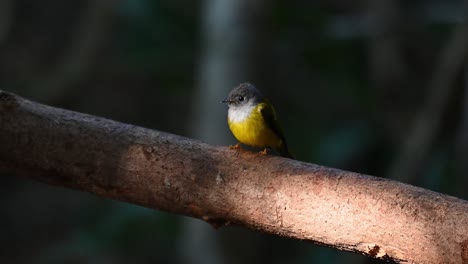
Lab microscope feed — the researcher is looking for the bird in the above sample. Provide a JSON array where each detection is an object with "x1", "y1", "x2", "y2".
[{"x1": 221, "y1": 83, "x2": 293, "y2": 158}]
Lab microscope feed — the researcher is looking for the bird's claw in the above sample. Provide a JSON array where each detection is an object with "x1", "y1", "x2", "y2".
[
  {"x1": 229, "y1": 143, "x2": 241, "y2": 157},
  {"x1": 229, "y1": 143, "x2": 241, "y2": 150}
]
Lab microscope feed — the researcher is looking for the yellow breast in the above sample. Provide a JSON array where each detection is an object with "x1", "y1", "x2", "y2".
[{"x1": 227, "y1": 103, "x2": 282, "y2": 148}]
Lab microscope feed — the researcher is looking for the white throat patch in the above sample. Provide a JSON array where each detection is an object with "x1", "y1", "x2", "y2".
[{"x1": 228, "y1": 103, "x2": 255, "y2": 123}]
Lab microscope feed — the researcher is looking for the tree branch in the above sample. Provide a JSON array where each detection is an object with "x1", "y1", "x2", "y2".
[{"x1": 0, "y1": 90, "x2": 467, "y2": 264}]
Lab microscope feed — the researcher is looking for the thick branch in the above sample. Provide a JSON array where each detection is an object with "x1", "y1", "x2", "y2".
[{"x1": 0, "y1": 90, "x2": 467, "y2": 264}]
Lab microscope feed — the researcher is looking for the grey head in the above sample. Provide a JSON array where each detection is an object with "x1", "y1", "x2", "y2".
[{"x1": 222, "y1": 83, "x2": 264, "y2": 107}]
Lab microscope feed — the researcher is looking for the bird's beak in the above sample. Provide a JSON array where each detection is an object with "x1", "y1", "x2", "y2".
[{"x1": 221, "y1": 98, "x2": 229, "y2": 103}]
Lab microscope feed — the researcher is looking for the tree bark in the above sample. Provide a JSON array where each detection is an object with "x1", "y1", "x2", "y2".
[{"x1": 0, "y1": 90, "x2": 467, "y2": 264}]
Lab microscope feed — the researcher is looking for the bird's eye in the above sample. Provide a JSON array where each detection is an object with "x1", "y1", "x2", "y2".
[{"x1": 238, "y1": 96, "x2": 244, "y2": 102}]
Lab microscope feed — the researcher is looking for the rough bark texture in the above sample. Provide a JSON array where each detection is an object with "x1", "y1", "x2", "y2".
[{"x1": 0, "y1": 90, "x2": 467, "y2": 264}]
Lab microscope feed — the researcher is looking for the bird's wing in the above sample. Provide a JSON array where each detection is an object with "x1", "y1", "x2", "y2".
[{"x1": 258, "y1": 100, "x2": 288, "y2": 144}]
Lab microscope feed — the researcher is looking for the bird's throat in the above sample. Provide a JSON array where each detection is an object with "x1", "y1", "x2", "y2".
[{"x1": 228, "y1": 104, "x2": 255, "y2": 123}]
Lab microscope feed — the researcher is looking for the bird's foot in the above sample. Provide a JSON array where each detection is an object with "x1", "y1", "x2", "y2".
[
  {"x1": 259, "y1": 147, "x2": 270, "y2": 156},
  {"x1": 229, "y1": 143, "x2": 241, "y2": 150},
  {"x1": 229, "y1": 143, "x2": 241, "y2": 157}
]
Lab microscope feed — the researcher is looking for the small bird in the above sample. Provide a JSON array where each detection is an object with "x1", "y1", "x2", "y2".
[{"x1": 222, "y1": 83, "x2": 293, "y2": 158}]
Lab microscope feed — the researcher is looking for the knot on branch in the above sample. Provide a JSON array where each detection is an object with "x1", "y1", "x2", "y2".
[
  {"x1": 368, "y1": 244, "x2": 381, "y2": 257},
  {"x1": 461, "y1": 239, "x2": 468, "y2": 264},
  {"x1": 0, "y1": 91, "x2": 18, "y2": 111}
]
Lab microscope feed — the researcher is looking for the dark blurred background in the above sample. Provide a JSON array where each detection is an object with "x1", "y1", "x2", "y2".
[{"x1": 1, "y1": 0, "x2": 467, "y2": 263}]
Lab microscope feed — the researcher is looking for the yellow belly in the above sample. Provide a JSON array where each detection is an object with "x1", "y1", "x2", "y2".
[{"x1": 228, "y1": 109, "x2": 281, "y2": 148}]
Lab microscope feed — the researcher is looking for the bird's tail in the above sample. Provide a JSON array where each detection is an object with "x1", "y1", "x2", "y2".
[{"x1": 277, "y1": 143, "x2": 294, "y2": 159}]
